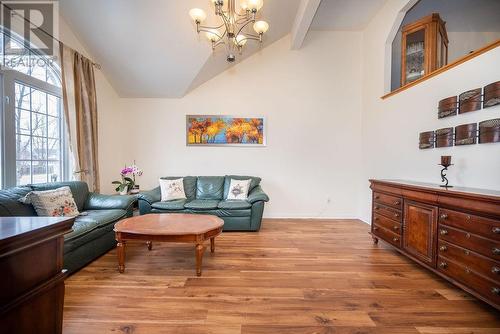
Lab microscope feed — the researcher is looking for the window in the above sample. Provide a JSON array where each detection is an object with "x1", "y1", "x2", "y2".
[
  {"x1": 1, "y1": 29, "x2": 67, "y2": 188},
  {"x1": 15, "y1": 83, "x2": 63, "y2": 185}
]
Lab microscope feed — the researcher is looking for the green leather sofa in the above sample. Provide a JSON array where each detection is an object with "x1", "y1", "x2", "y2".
[
  {"x1": 0, "y1": 181, "x2": 136, "y2": 273},
  {"x1": 138, "y1": 176, "x2": 269, "y2": 231}
]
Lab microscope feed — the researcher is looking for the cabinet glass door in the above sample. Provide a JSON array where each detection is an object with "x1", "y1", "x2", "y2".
[{"x1": 405, "y1": 29, "x2": 425, "y2": 83}]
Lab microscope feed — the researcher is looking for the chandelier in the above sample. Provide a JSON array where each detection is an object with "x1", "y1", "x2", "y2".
[{"x1": 189, "y1": 0, "x2": 269, "y2": 62}]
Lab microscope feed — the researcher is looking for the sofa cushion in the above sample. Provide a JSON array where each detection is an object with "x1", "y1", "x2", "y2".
[
  {"x1": 218, "y1": 200, "x2": 252, "y2": 210},
  {"x1": 81, "y1": 209, "x2": 128, "y2": 227},
  {"x1": 196, "y1": 176, "x2": 224, "y2": 200},
  {"x1": 64, "y1": 218, "x2": 99, "y2": 241},
  {"x1": 30, "y1": 181, "x2": 89, "y2": 211},
  {"x1": 159, "y1": 178, "x2": 186, "y2": 201},
  {"x1": 152, "y1": 199, "x2": 187, "y2": 210},
  {"x1": 184, "y1": 199, "x2": 220, "y2": 210},
  {"x1": 223, "y1": 175, "x2": 261, "y2": 199},
  {"x1": 160, "y1": 176, "x2": 197, "y2": 199},
  {"x1": 20, "y1": 186, "x2": 80, "y2": 217},
  {"x1": 0, "y1": 186, "x2": 37, "y2": 216}
]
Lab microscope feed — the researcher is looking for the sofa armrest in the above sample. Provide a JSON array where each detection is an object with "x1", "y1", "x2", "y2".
[
  {"x1": 85, "y1": 193, "x2": 136, "y2": 211},
  {"x1": 137, "y1": 187, "x2": 161, "y2": 205},
  {"x1": 247, "y1": 186, "x2": 269, "y2": 204}
]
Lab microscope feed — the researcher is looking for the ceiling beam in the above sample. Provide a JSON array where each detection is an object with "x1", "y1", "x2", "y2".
[{"x1": 290, "y1": 0, "x2": 322, "y2": 50}]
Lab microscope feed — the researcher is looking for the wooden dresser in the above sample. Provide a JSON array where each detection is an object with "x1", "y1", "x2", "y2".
[
  {"x1": 0, "y1": 217, "x2": 74, "y2": 333},
  {"x1": 369, "y1": 179, "x2": 500, "y2": 310}
]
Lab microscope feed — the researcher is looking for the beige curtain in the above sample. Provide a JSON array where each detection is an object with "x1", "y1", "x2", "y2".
[{"x1": 59, "y1": 42, "x2": 100, "y2": 192}]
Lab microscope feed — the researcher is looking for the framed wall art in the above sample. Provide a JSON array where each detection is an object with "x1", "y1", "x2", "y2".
[
  {"x1": 459, "y1": 88, "x2": 482, "y2": 114},
  {"x1": 483, "y1": 81, "x2": 500, "y2": 108},
  {"x1": 435, "y1": 127, "x2": 454, "y2": 148},
  {"x1": 186, "y1": 115, "x2": 266, "y2": 146},
  {"x1": 438, "y1": 96, "x2": 458, "y2": 119},
  {"x1": 454, "y1": 123, "x2": 477, "y2": 146}
]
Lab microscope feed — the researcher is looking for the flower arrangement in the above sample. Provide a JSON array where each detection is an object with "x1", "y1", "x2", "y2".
[{"x1": 112, "y1": 162, "x2": 143, "y2": 195}]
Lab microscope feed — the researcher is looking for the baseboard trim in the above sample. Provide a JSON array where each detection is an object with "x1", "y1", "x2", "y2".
[{"x1": 263, "y1": 217, "x2": 368, "y2": 224}]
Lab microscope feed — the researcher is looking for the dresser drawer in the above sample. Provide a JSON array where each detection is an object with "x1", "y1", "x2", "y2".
[
  {"x1": 373, "y1": 213, "x2": 401, "y2": 234},
  {"x1": 439, "y1": 208, "x2": 500, "y2": 241},
  {"x1": 439, "y1": 224, "x2": 500, "y2": 260},
  {"x1": 372, "y1": 224, "x2": 401, "y2": 248},
  {"x1": 373, "y1": 192, "x2": 402, "y2": 210},
  {"x1": 437, "y1": 256, "x2": 500, "y2": 306},
  {"x1": 438, "y1": 240, "x2": 500, "y2": 282},
  {"x1": 373, "y1": 203, "x2": 402, "y2": 222}
]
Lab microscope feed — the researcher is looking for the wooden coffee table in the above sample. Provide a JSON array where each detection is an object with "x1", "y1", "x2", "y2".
[{"x1": 114, "y1": 213, "x2": 224, "y2": 276}]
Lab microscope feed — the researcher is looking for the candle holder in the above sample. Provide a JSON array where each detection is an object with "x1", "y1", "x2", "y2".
[{"x1": 439, "y1": 156, "x2": 453, "y2": 188}]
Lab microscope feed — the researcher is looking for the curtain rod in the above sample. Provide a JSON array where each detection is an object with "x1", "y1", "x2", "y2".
[{"x1": 1, "y1": 3, "x2": 102, "y2": 69}]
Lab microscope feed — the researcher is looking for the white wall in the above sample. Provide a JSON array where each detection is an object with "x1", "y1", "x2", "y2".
[
  {"x1": 59, "y1": 19, "x2": 125, "y2": 193},
  {"x1": 119, "y1": 32, "x2": 364, "y2": 218},
  {"x1": 361, "y1": 0, "x2": 500, "y2": 223},
  {"x1": 58, "y1": 1, "x2": 500, "y2": 221},
  {"x1": 447, "y1": 31, "x2": 500, "y2": 60}
]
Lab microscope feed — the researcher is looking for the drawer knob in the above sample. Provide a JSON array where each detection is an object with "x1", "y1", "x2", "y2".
[
  {"x1": 374, "y1": 206, "x2": 380, "y2": 210},
  {"x1": 439, "y1": 262, "x2": 448, "y2": 269},
  {"x1": 439, "y1": 245, "x2": 447, "y2": 252},
  {"x1": 374, "y1": 195, "x2": 380, "y2": 199},
  {"x1": 464, "y1": 250, "x2": 470, "y2": 256},
  {"x1": 465, "y1": 233, "x2": 471, "y2": 239},
  {"x1": 393, "y1": 225, "x2": 399, "y2": 231},
  {"x1": 440, "y1": 213, "x2": 448, "y2": 220},
  {"x1": 374, "y1": 217, "x2": 379, "y2": 221},
  {"x1": 492, "y1": 227, "x2": 500, "y2": 234},
  {"x1": 373, "y1": 226, "x2": 379, "y2": 231},
  {"x1": 466, "y1": 215, "x2": 471, "y2": 221},
  {"x1": 492, "y1": 287, "x2": 500, "y2": 295},
  {"x1": 394, "y1": 201, "x2": 401, "y2": 205},
  {"x1": 493, "y1": 248, "x2": 500, "y2": 255},
  {"x1": 393, "y1": 237, "x2": 399, "y2": 242},
  {"x1": 394, "y1": 213, "x2": 400, "y2": 218},
  {"x1": 465, "y1": 267, "x2": 471, "y2": 274},
  {"x1": 492, "y1": 266, "x2": 500, "y2": 274},
  {"x1": 440, "y1": 229, "x2": 448, "y2": 236}
]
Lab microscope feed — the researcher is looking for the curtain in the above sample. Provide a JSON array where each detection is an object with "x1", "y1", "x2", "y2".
[{"x1": 59, "y1": 42, "x2": 100, "y2": 192}]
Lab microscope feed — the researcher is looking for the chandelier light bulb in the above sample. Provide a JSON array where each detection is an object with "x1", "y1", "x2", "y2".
[
  {"x1": 189, "y1": 8, "x2": 207, "y2": 23},
  {"x1": 206, "y1": 29, "x2": 221, "y2": 42},
  {"x1": 247, "y1": 0, "x2": 263, "y2": 11},
  {"x1": 253, "y1": 20, "x2": 269, "y2": 34},
  {"x1": 235, "y1": 34, "x2": 247, "y2": 46}
]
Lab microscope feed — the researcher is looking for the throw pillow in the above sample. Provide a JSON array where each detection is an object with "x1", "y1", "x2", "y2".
[
  {"x1": 160, "y1": 178, "x2": 187, "y2": 201},
  {"x1": 226, "y1": 179, "x2": 251, "y2": 200},
  {"x1": 19, "y1": 186, "x2": 80, "y2": 217}
]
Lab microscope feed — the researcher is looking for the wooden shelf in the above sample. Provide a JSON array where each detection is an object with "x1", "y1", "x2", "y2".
[{"x1": 382, "y1": 39, "x2": 500, "y2": 100}]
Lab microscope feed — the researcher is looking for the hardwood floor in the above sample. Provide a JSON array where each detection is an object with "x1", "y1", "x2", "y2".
[{"x1": 63, "y1": 219, "x2": 500, "y2": 334}]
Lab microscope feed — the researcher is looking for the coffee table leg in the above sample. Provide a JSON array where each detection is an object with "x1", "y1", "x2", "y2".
[
  {"x1": 210, "y1": 237, "x2": 215, "y2": 253},
  {"x1": 195, "y1": 243, "x2": 205, "y2": 277},
  {"x1": 117, "y1": 240, "x2": 126, "y2": 273},
  {"x1": 147, "y1": 241, "x2": 153, "y2": 251}
]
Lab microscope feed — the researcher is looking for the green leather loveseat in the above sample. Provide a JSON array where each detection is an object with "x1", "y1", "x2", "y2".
[
  {"x1": 138, "y1": 176, "x2": 269, "y2": 231},
  {"x1": 0, "y1": 181, "x2": 136, "y2": 273}
]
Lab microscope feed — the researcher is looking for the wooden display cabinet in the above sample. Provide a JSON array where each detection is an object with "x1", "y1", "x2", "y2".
[{"x1": 401, "y1": 13, "x2": 448, "y2": 86}]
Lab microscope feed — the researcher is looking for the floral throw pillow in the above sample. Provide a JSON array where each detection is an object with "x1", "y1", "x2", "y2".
[
  {"x1": 227, "y1": 179, "x2": 251, "y2": 200},
  {"x1": 159, "y1": 178, "x2": 187, "y2": 201},
  {"x1": 19, "y1": 186, "x2": 80, "y2": 217}
]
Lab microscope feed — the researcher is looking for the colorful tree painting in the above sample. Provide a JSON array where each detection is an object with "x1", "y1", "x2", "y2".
[{"x1": 187, "y1": 116, "x2": 265, "y2": 145}]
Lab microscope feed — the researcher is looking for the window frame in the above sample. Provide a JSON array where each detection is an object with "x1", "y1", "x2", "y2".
[{"x1": 0, "y1": 32, "x2": 67, "y2": 188}]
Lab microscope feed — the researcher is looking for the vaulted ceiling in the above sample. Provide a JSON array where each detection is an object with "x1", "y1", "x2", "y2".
[{"x1": 60, "y1": 0, "x2": 387, "y2": 98}]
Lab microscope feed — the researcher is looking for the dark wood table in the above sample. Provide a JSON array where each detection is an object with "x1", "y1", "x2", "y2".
[
  {"x1": 114, "y1": 213, "x2": 224, "y2": 276},
  {"x1": 0, "y1": 216, "x2": 75, "y2": 334}
]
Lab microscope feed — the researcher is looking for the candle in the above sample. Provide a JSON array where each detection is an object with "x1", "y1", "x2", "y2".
[{"x1": 441, "y1": 155, "x2": 452, "y2": 166}]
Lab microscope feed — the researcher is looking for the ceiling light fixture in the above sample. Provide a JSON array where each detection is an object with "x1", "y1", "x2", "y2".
[{"x1": 189, "y1": 0, "x2": 269, "y2": 63}]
